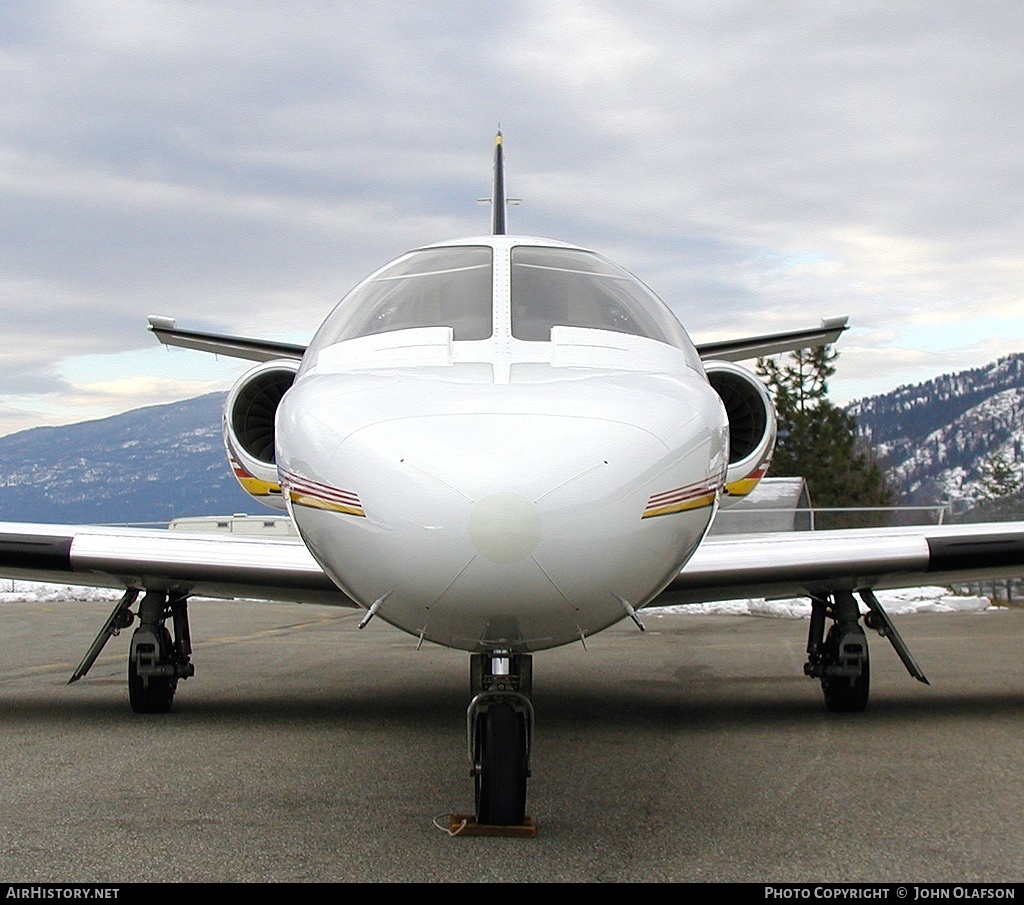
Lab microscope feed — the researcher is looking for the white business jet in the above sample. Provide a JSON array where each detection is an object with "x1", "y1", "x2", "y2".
[{"x1": 2, "y1": 134, "x2": 1022, "y2": 829}]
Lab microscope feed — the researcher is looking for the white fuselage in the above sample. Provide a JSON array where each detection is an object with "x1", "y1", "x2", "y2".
[{"x1": 275, "y1": 236, "x2": 729, "y2": 652}]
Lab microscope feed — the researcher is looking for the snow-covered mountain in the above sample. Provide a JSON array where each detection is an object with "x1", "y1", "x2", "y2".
[
  {"x1": 0, "y1": 393, "x2": 257, "y2": 524},
  {"x1": 1, "y1": 351, "x2": 1022, "y2": 525},
  {"x1": 849, "y1": 353, "x2": 1024, "y2": 509}
]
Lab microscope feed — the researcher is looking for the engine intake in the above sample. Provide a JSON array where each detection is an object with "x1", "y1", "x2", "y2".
[
  {"x1": 223, "y1": 360, "x2": 299, "y2": 511},
  {"x1": 704, "y1": 360, "x2": 777, "y2": 504}
]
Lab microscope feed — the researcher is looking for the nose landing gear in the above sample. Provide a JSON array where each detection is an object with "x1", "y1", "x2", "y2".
[{"x1": 452, "y1": 651, "x2": 536, "y2": 836}]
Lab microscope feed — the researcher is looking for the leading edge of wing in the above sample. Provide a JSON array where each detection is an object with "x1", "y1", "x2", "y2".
[
  {"x1": 659, "y1": 521, "x2": 1024, "y2": 605},
  {"x1": 0, "y1": 522, "x2": 352, "y2": 607},
  {"x1": 147, "y1": 316, "x2": 306, "y2": 363},
  {"x1": 694, "y1": 316, "x2": 849, "y2": 362}
]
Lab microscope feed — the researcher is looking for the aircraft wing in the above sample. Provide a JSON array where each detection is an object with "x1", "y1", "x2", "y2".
[
  {"x1": 0, "y1": 522, "x2": 351, "y2": 607},
  {"x1": 694, "y1": 316, "x2": 849, "y2": 362},
  {"x1": 661, "y1": 521, "x2": 1024, "y2": 605},
  {"x1": 147, "y1": 316, "x2": 306, "y2": 362},
  {"x1": 0, "y1": 519, "x2": 1020, "y2": 610},
  {"x1": 147, "y1": 314, "x2": 851, "y2": 365}
]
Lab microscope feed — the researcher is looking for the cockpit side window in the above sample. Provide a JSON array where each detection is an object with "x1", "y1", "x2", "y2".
[
  {"x1": 311, "y1": 246, "x2": 493, "y2": 348},
  {"x1": 510, "y1": 247, "x2": 690, "y2": 348}
]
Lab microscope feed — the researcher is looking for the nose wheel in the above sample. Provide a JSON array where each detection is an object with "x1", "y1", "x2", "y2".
[
  {"x1": 463, "y1": 652, "x2": 535, "y2": 832},
  {"x1": 473, "y1": 699, "x2": 529, "y2": 825}
]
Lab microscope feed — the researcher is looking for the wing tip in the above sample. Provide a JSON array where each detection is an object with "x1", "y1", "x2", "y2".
[{"x1": 147, "y1": 315, "x2": 176, "y2": 332}]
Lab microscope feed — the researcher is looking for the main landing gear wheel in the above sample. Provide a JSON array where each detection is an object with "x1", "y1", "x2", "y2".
[
  {"x1": 804, "y1": 589, "x2": 928, "y2": 714},
  {"x1": 474, "y1": 701, "x2": 529, "y2": 826},
  {"x1": 820, "y1": 622, "x2": 870, "y2": 713},
  {"x1": 805, "y1": 591, "x2": 870, "y2": 713},
  {"x1": 128, "y1": 625, "x2": 177, "y2": 713},
  {"x1": 127, "y1": 590, "x2": 194, "y2": 714}
]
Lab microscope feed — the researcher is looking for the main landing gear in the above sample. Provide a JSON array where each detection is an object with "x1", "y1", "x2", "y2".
[
  {"x1": 128, "y1": 591, "x2": 194, "y2": 712},
  {"x1": 457, "y1": 651, "x2": 535, "y2": 834},
  {"x1": 71, "y1": 589, "x2": 195, "y2": 713},
  {"x1": 804, "y1": 589, "x2": 929, "y2": 712}
]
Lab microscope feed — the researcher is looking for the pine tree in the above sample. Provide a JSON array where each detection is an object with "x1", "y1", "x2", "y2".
[
  {"x1": 757, "y1": 346, "x2": 893, "y2": 526},
  {"x1": 962, "y1": 452, "x2": 1024, "y2": 522},
  {"x1": 978, "y1": 452, "x2": 1020, "y2": 500},
  {"x1": 758, "y1": 346, "x2": 838, "y2": 419}
]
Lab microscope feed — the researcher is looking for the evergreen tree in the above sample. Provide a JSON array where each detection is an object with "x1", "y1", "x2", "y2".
[
  {"x1": 757, "y1": 346, "x2": 893, "y2": 526},
  {"x1": 978, "y1": 452, "x2": 1020, "y2": 500},
  {"x1": 959, "y1": 452, "x2": 1024, "y2": 522},
  {"x1": 758, "y1": 346, "x2": 838, "y2": 418}
]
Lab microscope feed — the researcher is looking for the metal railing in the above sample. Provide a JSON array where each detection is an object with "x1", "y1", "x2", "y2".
[
  {"x1": 711, "y1": 505, "x2": 949, "y2": 534},
  {"x1": 951, "y1": 578, "x2": 1024, "y2": 606}
]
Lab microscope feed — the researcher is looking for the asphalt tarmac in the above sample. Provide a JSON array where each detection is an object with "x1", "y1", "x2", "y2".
[{"x1": 2, "y1": 596, "x2": 1024, "y2": 883}]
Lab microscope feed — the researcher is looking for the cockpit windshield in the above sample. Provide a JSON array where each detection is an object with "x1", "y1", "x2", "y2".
[
  {"x1": 510, "y1": 246, "x2": 690, "y2": 348},
  {"x1": 310, "y1": 246, "x2": 493, "y2": 348}
]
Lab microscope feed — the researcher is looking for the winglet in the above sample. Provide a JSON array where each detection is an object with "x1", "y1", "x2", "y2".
[
  {"x1": 491, "y1": 131, "x2": 506, "y2": 236},
  {"x1": 694, "y1": 316, "x2": 850, "y2": 362}
]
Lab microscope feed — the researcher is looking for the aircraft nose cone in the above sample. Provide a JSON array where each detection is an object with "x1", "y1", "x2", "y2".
[
  {"x1": 468, "y1": 492, "x2": 541, "y2": 563},
  {"x1": 277, "y1": 374, "x2": 725, "y2": 652}
]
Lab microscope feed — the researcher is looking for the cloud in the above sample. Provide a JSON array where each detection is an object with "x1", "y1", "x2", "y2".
[{"x1": 1, "y1": 1, "x2": 1023, "y2": 432}]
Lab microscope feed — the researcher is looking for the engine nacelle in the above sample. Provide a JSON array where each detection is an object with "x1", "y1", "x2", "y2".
[
  {"x1": 704, "y1": 360, "x2": 777, "y2": 505},
  {"x1": 223, "y1": 359, "x2": 299, "y2": 511}
]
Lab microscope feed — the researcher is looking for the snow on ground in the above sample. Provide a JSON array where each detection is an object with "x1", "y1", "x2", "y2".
[
  {"x1": 0, "y1": 580, "x2": 126, "y2": 604},
  {"x1": 651, "y1": 586, "x2": 993, "y2": 618},
  {"x1": 0, "y1": 580, "x2": 994, "y2": 617}
]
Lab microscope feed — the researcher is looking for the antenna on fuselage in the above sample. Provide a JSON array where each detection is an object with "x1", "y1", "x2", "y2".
[{"x1": 478, "y1": 130, "x2": 521, "y2": 235}]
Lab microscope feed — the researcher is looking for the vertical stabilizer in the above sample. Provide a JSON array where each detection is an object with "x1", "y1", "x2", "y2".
[{"x1": 491, "y1": 131, "x2": 507, "y2": 236}]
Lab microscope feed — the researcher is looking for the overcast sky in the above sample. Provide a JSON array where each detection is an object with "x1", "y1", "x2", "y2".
[{"x1": 2, "y1": 1, "x2": 1023, "y2": 435}]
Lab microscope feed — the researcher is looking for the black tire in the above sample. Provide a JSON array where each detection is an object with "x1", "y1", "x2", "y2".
[
  {"x1": 474, "y1": 702, "x2": 528, "y2": 826},
  {"x1": 128, "y1": 627, "x2": 177, "y2": 714},
  {"x1": 821, "y1": 623, "x2": 870, "y2": 713}
]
